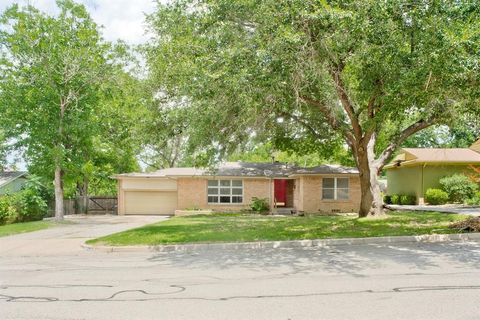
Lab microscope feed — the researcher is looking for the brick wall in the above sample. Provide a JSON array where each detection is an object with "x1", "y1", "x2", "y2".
[
  {"x1": 300, "y1": 176, "x2": 361, "y2": 213},
  {"x1": 177, "y1": 177, "x2": 271, "y2": 211}
]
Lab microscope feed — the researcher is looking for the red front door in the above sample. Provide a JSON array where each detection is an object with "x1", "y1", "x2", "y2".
[{"x1": 274, "y1": 179, "x2": 287, "y2": 206}]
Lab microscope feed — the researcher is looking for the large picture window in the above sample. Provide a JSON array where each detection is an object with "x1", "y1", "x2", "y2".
[
  {"x1": 322, "y1": 178, "x2": 349, "y2": 200},
  {"x1": 207, "y1": 180, "x2": 243, "y2": 204}
]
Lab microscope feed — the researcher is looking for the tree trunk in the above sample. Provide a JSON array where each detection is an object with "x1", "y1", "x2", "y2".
[
  {"x1": 76, "y1": 176, "x2": 88, "y2": 215},
  {"x1": 355, "y1": 135, "x2": 385, "y2": 218},
  {"x1": 54, "y1": 165, "x2": 64, "y2": 221}
]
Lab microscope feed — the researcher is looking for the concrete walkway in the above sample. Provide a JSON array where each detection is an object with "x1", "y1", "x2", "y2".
[
  {"x1": 0, "y1": 214, "x2": 168, "y2": 256},
  {"x1": 387, "y1": 204, "x2": 480, "y2": 216}
]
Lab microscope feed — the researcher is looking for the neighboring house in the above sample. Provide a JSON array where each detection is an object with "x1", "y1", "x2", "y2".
[
  {"x1": 384, "y1": 139, "x2": 480, "y2": 204},
  {"x1": 0, "y1": 171, "x2": 28, "y2": 195},
  {"x1": 114, "y1": 162, "x2": 361, "y2": 215}
]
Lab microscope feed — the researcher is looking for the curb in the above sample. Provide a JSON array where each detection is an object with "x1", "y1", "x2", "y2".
[{"x1": 82, "y1": 232, "x2": 480, "y2": 253}]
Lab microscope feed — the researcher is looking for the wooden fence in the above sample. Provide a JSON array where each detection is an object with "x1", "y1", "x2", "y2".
[{"x1": 47, "y1": 196, "x2": 117, "y2": 216}]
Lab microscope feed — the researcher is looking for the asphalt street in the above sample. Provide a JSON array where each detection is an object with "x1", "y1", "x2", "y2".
[{"x1": 1, "y1": 215, "x2": 480, "y2": 320}]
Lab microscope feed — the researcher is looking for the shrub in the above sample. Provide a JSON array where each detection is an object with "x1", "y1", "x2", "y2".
[
  {"x1": 0, "y1": 187, "x2": 47, "y2": 225},
  {"x1": 15, "y1": 188, "x2": 48, "y2": 222},
  {"x1": 400, "y1": 195, "x2": 417, "y2": 205},
  {"x1": 383, "y1": 195, "x2": 392, "y2": 205},
  {"x1": 251, "y1": 197, "x2": 269, "y2": 213},
  {"x1": 466, "y1": 191, "x2": 480, "y2": 206},
  {"x1": 390, "y1": 194, "x2": 400, "y2": 205},
  {"x1": 425, "y1": 188, "x2": 449, "y2": 205},
  {"x1": 0, "y1": 195, "x2": 18, "y2": 225},
  {"x1": 440, "y1": 174, "x2": 479, "y2": 203}
]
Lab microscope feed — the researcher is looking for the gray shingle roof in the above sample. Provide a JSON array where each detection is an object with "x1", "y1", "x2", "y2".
[
  {"x1": 115, "y1": 162, "x2": 358, "y2": 178},
  {"x1": 0, "y1": 171, "x2": 27, "y2": 188}
]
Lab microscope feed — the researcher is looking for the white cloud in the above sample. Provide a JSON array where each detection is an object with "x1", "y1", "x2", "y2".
[{"x1": 0, "y1": 0, "x2": 158, "y2": 44}]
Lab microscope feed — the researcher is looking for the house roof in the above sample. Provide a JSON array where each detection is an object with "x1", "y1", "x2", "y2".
[
  {"x1": 402, "y1": 148, "x2": 480, "y2": 163},
  {"x1": 0, "y1": 171, "x2": 27, "y2": 188},
  {"x1": 385, "y1": 143, "x2": 480, "y2": 169},
  {"x1": 115, "y1": 162, "x2": 359, "y2": 179}
]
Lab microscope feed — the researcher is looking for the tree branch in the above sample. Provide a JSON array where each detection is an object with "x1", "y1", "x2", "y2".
[
  {"x1": 329, "y1": 68, "x2": 363, "y2": 139},
  {"x1": 375, "y1": 118, "x2": 437, "y2": 170},
  {"x1": 298, "y1": 95, "x2": 355, "y2": 144},
  {"x1": 279, "y1": 111, "x2": 325, "y2": 140}
]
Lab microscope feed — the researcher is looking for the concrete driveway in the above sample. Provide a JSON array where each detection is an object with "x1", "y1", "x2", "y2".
[{"x1": 0, "y1": 214, "x2": 167, "y2": 256}]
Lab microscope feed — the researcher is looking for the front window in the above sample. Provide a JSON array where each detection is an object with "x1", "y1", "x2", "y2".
[
  {"x1": 207, "y1": 180, "x2": 243, "y2": 204},
  {"x1": 322, "y1": 178, "x2": 349, "y2": 200}
]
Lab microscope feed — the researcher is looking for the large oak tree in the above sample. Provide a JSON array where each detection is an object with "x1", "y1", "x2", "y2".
[{"x1": 147, "y1": 0, "x2": 480, "y2": 217}]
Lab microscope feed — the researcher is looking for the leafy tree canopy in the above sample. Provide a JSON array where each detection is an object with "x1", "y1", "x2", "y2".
[{"x1": 147, "y1": 0, "x2": 480, "y2": 216}]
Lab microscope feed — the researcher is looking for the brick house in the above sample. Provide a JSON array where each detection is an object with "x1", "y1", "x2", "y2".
[{"x1": 114, "y1": 162, "x2": 361, "y2": 215}]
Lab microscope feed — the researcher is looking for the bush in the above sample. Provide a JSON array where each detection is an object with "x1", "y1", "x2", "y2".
[
  {"x1": 466, "y1": 191, "x2": 480, "y2": 206},
  {"x1": 0, "y1": 196, "x2": 18, "y2": 225},
  {"x1": 425, "y1": 188, "x2": 449, "y2": 205},
  {"x1": 383, "y1": 195, "x2": 392, "y2": 204},
  {"x1": 440, "y1": 174, "x2": 478, "y2": 203},
  {"x1": 251, "y1": 197, "x2": 270, "y2": 213},
  {"x1": 400, "y1": 195, "x2": 417, "y2": 205},
  {"x1": 0, "y1": 187, "x2": 47, "y2": 225},
  {"x1": 390, "y1": 194, "x2": 400, "y2": 205},
  {"x1": 15, "y1": 188, "x2": 48, "y2": 222}
]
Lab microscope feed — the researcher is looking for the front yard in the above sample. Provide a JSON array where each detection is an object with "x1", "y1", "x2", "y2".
[{"x1": 87, "y1": 211, "x2": 470, "y2": 246}]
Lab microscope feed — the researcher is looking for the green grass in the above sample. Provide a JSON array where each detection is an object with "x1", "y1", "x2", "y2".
[
  {"x1": 0, "y1": 220, "x2": 54, "y2": 237},
  {"x1": 87, "y1": 211, "x2": 470, "y2": 246}
]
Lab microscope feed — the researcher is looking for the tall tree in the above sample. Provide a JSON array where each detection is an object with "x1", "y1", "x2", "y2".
[
  {"x1": 0, "y1": 1, "x2": 109, "y2": 220},
  {"x1": 147, "y1": 0, "x2": 480, "y2": 217}
]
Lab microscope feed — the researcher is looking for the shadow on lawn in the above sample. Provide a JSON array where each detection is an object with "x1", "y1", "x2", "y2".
[{"x1": 148, "y1": 241, "x2": 480, "y2": 277}]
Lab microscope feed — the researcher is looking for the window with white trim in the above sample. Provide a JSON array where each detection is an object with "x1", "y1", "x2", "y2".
[
  {"x1": 207, "y1": 180, "x2": 243, "y2": 204},
  {"x1": 322, "y1": 178, "x2": 349, "y2": 200}
]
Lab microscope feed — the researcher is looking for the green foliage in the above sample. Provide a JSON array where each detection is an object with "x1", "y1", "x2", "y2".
[
  {"x1": 146, "y1": 0, "x2": 479, "y2": 163},
  {"x1": 466, "y1": 191, "x2": 480, "y2": 206},
  {"x1": 15, "y1": 188, "x2": 48, "y2": 222},
  {"x1": 425, "y1": 189, "x2": 449, "y2": 205},
  {"x1": 0, "y1": 2, "x2": 142, "y2": 202},
  {"x1": 0, "y1": 196, "x2": 18, "y2": 225},
  {"x1": 250, "y1": 197, "x2": 270, "y2": 213},
  {"x1": 400, "y1": 195, "x2": 417, "y2": 205},
  {"x1": 229, "y1": 142, "x2": 354, "y2": 167},
  {"x1": 440, "y1": 174, "x2": 479, "y2": 203},
  {"x1": 383, "y1": 195, "x2": 392, "y2": 205},
  {"x1": 390, "y1": 194, "x2": 401, "y2": 205},
  {"x1": 0, "y1": 187, "x2": 47, "y2": 225}
]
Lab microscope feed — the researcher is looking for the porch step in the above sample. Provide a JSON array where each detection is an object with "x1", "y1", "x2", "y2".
[{"x1": 273, "y1": 207, "x2": 296, "y2": 215}]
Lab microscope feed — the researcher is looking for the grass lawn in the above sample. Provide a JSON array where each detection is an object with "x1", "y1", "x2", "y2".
[
  {"x1": 0, "y1": 220, "x2": 55, "y2": 237},
  {"x1": 87, "y1": 211, "x2": 470, "y2": 246}
]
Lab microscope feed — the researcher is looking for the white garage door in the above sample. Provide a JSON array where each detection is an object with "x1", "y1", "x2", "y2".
[{"x1": 124, "y1": 191, "x2": 177, "y2": 215}]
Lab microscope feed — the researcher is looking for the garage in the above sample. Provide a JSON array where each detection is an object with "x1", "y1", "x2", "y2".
[
  {"x1": 116, "y1": 176, "x2": 178, "y2": 215},
  {"x1": 124, "y1": 191, "x2": 177, "y2": 215}
]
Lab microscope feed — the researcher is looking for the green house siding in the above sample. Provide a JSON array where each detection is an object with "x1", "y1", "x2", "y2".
[
  {"x1": 386, "y1": 166, "x2": 423, "y2": 198},
  {"x1": 386, "y1": 164, "x2": 474, "y2": 202},
  {"x1": 0, "y1": 177, "x2": 27, "y2": 195}
]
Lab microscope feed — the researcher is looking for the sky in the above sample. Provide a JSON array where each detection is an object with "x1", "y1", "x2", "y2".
[
  {"x1": 1, "y1": 0, "x2": 159, "y2": 170},
  {"x1": 0, "y1": 0, "x2": 158, "y2": 45}
]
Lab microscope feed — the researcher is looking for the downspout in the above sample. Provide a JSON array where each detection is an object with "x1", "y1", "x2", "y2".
[
  {"x1": 269, "y1": 177, "x2": 273, "y2": 215},
  {"x1": 420, "y1": 163, "x2": 426, "y2": 205}
]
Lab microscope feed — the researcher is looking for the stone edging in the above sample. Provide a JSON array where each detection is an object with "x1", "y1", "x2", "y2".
[{"x1": 81, "y1": 232, "x2": 480, "y2": 253}]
